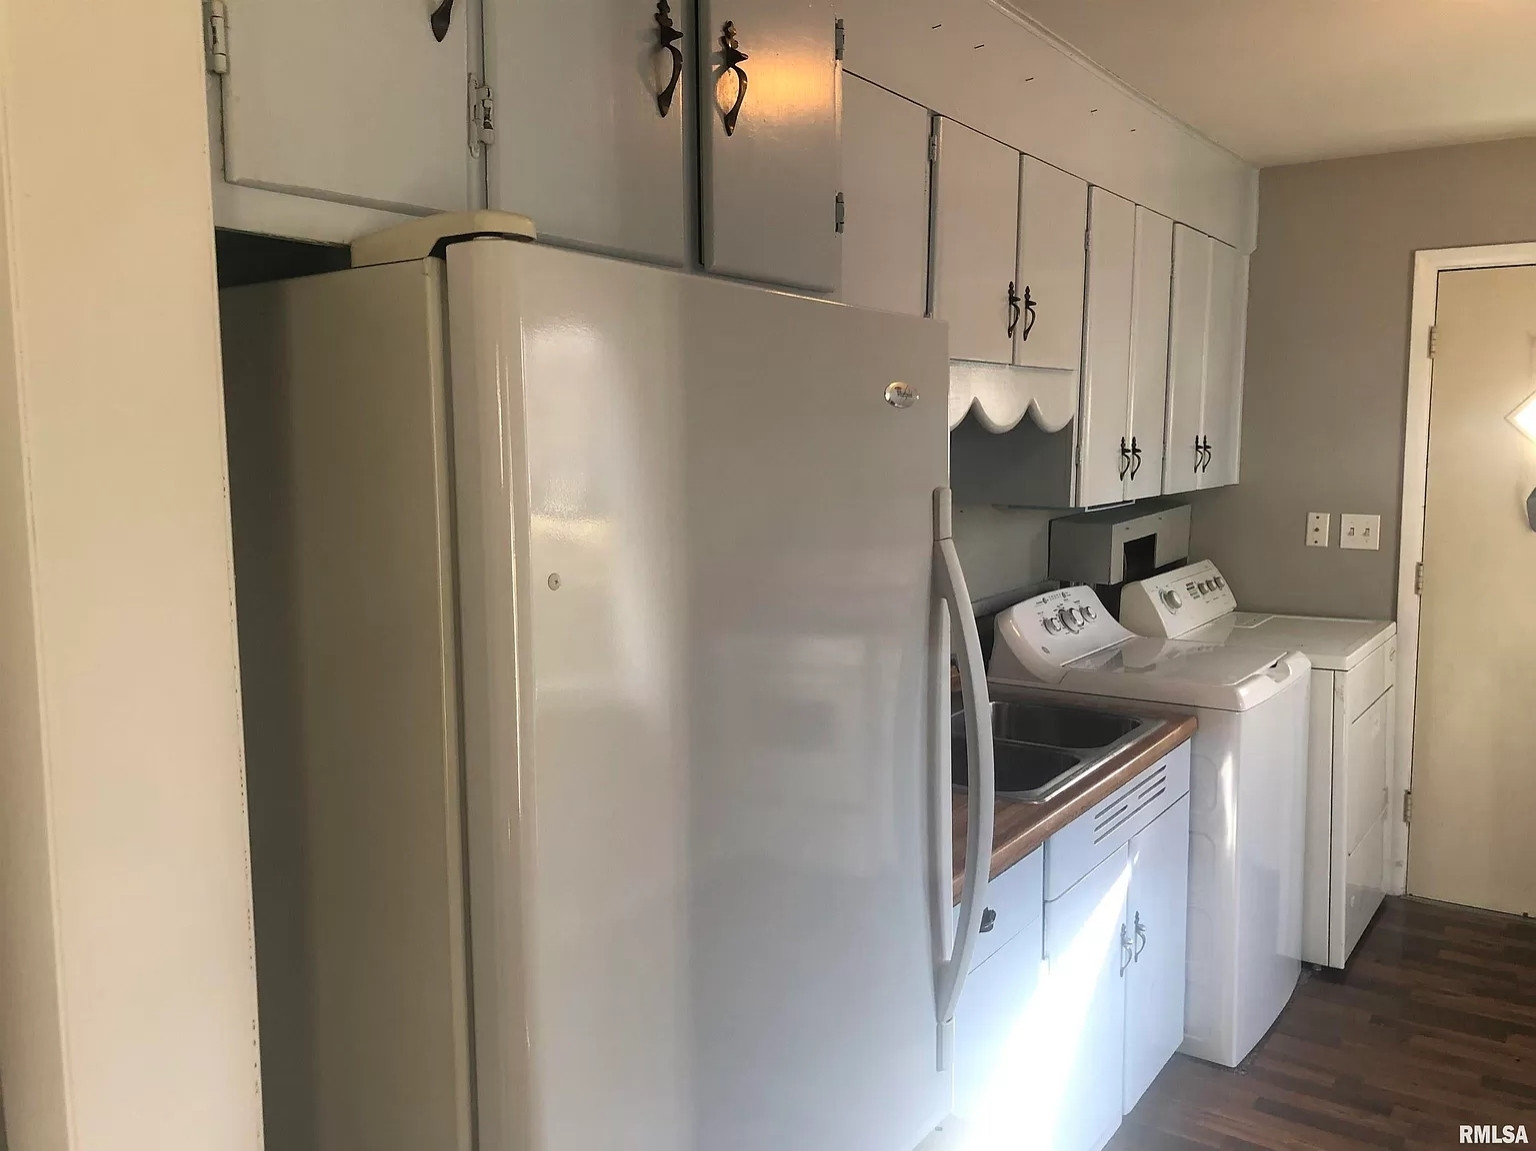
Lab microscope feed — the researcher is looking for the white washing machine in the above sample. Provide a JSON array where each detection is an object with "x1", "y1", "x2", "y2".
[
  {"x1": 1120, "y1": 559, "x2": 1397, "y2": 969},
  {"x1": 990, "y1": 585, "x2": 1311, "y2": 1069}
]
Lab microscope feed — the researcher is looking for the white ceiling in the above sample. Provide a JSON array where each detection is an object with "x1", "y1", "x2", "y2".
[{"x1": 1001, "y1": 0, "x2": 1536, "y2": 166}]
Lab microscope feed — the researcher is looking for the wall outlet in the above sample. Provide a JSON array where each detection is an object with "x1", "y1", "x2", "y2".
[
  {"x1": 1340, "y1": 513, "x2": 1381, "y2": 551},
  {"x1": 1306, "y1": 512, "x2": 1330, "y2": 548}
]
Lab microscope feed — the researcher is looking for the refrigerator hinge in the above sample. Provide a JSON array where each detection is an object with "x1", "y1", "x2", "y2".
[
  {"x1": 1403, "y1": 789, "x2": 1414, "y2": 824},
  {"x1": 1427, "y1": 324, "x2": 1439, "y2": 358},
  {"x1": 469, "y1": 75, "x2": 496, "y2": 156},
  {"x1": 205, "y1": 0, "x2": 229, "y2": 75},
  {"x1": 835, "y1": 191, "x2": 846, "y2": 234},
  {"x1": 1415, "y1": 561, "x2": 1424, "y2": 595},
  {"x1": 835, "y1": 17, "x2": 846, "y2": 60}
]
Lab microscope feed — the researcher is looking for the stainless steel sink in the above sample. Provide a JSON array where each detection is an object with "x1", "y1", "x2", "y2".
[{"x1": 951, "y1": 699, "x2": 1153, "y2": 803}]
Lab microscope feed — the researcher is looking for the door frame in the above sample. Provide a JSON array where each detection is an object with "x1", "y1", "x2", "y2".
[{"x1": 1394, "y1": 241, "x2": 1536, "y2": 893}]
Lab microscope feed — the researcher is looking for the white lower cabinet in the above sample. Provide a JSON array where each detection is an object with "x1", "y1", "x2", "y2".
[{"x1": 1123, "y1": 793, "x2": 1191, "y2": 1110}]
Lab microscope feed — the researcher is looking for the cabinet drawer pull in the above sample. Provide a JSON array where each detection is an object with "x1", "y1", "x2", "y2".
[
  {"x1": 655, "y1": 0, "x2": 685, "y2": 117},
  {"x1": 1006, "y1": 281, "x2": 1022, "y2": 339},
  {"x1": 1200, "y1": 435, "x2": 1213, "y2": 472},
  {"x1": 1119, "y1": 923, "x2": 1134, "y2": 975},
  {"x1": 717, "y1": 22, "x2": 750, "y2": 136},
  {"x1": 1019, "y1": 285, "x2": 1038, "y2": 342},
  {"x1": 1118, "y1": 437, "x2": 1131, "y2": 480},
  {"x1": 429, "y1": 0, "x2": 455, "y2": 43},
  {"x1": 1133, "y1": 911, "x2": 1147, "y2": 960},
  {"x1": 1129, "y1": 436, "x2": 1143, "y2": 479}
]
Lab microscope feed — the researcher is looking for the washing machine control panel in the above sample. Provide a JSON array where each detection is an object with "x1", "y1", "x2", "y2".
[
  {"x1": 1120, "y1": 559, "x2": 1237, "y2": 638},
  {"x1": 990, "y1": 586, "x2": 1134, "y2": 684}
]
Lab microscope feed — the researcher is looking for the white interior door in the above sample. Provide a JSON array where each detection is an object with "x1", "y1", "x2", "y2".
[
  {"x1": 1126, "y1": 207, "x2": 1172, "y2": 501},
  {"x1": 1014, "y1": 157, "x2": 1088, "y2": 372},
  {"x1": 218, "y1": 0, "x2": 474, "y2": 212},
  {"x1": 1077, "y1": 188, "x2": 1137, "y2": 509},
  {"x1": 931, "y1": 118, "x2": 1019, "y2": 364},
  {"x1": 1123, "y1": 794, "x2": 1189, "y2": 1112},
  {"x1": 838, "y1": 76, "x2": 931, "y2": 316},
  {"x1": 485, "y1": 0, "x2": 689, "y2": 265},
  {"x1": 1164, "y1": 224, "x2": 1211, "y2": 494},
  {"x1": 1408, "y1": 264, "x2": 1536, "y2": 916},
  {"x1": 1201, "y1": 239, "x2": 1247, "y2": 488},
  {"x1": 697, "y1": 0, "x2": 842, "y2": 291}
]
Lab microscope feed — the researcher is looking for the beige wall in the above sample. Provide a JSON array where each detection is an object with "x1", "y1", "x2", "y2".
[
  {"x1": 0, "y1": 2, "x2": 263, "y2": 1149},
  {"x1": 1189, "y1": 136, "x2": 1536, "y2": 619}
]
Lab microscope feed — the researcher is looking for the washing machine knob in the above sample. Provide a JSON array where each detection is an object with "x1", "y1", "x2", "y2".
[
  {"x1": 1082, "y1": 604, "x2": 1098, "y2": 622},
  {"x1": 1160, "y1": 588, "x2": 1183, "y2": 611}
]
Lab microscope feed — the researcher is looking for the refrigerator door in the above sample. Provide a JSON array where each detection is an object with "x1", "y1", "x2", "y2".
[{"x1": 447, "y1": 241, "x2": 952, "y2": 1151}]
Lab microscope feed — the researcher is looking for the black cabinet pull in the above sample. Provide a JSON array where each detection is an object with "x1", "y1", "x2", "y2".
[
  {"x1": 429, "y1": 0, "x2": 455, "y2": 42},
  {"x1": 718, "y1": 22, "x2": 749, "y2": 136},
  {"x1": 1200, "y1": 435, "x2": 1213, "y2": 472},
  {"x1": 1118, "y1": 437, "x2": 1131, "y2": 480},
  {"x1": 1134, "y1": 912, "x2": 1147, "y2": 960},
  {"x1": 979, "y1": 907, "x2": 997, "y2": 933},
  {"x1": 1019, "y1": 285, "x2": 1038, "y2": 342},
  {"x1": 1193, "y1": 436, "x2": 1205, "y2": 473},
  {"x1": 655, "y1": 0, "x2": 685, "y2": 117},
  {"x1": 1006, "y1": 281, "x2": 1022, "y2": 338},
  {"x1": 1130, "y1": 436, "x2": 1143, "y2": 479}
]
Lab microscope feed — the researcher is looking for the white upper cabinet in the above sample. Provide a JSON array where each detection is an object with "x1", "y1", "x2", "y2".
[
  {"x1": 216, "y1": 0, "x2": 474, "y2": 213},
  {"x1": 697, "y1": 0, "x2": 843, "y2": 292},
  {"x1": 1165, "y1": 224, "x2": 1213, "y2": 495},
  {"x1": 1164, "y1": 225, "x2": 1247, "y2": 494},
  {"x1": 1014, "y1": 158, "x2": 1088, "y2": 372},
  {"x1": 1202, "y1": 239, "x2": 1248, "y2": 488},
  {"x1": 485, "y1": 0, "x2": 690, "y2": 266},
  {"x1": 932, "y1": 119, "x2": 1019, "y2": 364},
  {"x1": 1126, "y1": 207, "x2": 1173, "y2": 502},
  {"x1": 838, "y1": 76, "x2": 931, "y2": 316},
  {"x1": 1077, "y1": 188, "x2": 1137, "y2": 509}
]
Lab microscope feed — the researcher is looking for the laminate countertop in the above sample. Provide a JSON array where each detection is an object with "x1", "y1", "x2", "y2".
[{"x1": 951, "y1": 694, "x2": 1197, "y2": 902}]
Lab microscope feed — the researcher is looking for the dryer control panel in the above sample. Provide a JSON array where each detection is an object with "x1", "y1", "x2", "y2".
[
  {"x1": 990, "y1": 586, "x2": 1133, "y2": 684},
  {"x1": 1120, "y1": 559, "x2": 1237, "y2": 638}
]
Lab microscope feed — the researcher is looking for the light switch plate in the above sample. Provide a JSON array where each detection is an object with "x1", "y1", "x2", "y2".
[
  {"x1": 1340, "y1": 513, "x2": 1381, "y2": 551},
  {"x1": 1307, "y1": 512, "x2": 1330, "y2": 548}
]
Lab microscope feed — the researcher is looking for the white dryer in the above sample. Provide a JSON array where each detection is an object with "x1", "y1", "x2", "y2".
[
  {"x1": 1120, "y1": 560, "x2": 1397, "y2": 969},
  {"x1": 991, "y1": 586, "x2": 1311, "y2": 1069}
]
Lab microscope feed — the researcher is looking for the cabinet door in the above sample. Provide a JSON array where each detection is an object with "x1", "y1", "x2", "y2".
[
  {"x1": 698, "y1": 0, "x2": 842, "y2": 291},
  {"x1": 1123, "y1": 794, "x2": 1191, "y2": 1112},
  {"x1": 1164, "y1": 225, "x2": 1212, "y2": 495},
  {"x1": 1200, "y1": 239, "x2": 1248, "y2": 488},
  {"x1": 1043, "y1": 845, "x2": 1130, "y2": 1151},
  {"x1": 485, "y1": 0, "x2": 689, "y2": 266},
  {"x1": 1077, "y1": 189, "x2": 1137, "y2": 509},
  {"x1": 838, "y1": 76, "x2": 931, "y2": 315},
  {"x1": 1126, "y1": 208, "x2": 1173, "y2": 502},
  {"x1": 218, "y1": 0, "x2": 473, "y2": 212},
  {"x1": 953, "y1": 916, "x2": 1043, "y2": 1125},
  {"x1": 1015, "y1": 158, "x2": 1088, "y2": 372},
  {"x1": 931, "y1": 119, "x2": 1020, "y2": 364}
]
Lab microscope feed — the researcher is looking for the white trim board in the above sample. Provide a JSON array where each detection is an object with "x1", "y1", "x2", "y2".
[{"x1": 1394, "y1": 241, "x2": 1536, "y2": 895}]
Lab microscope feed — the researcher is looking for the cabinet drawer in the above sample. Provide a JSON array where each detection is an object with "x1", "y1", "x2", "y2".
[
  {"x1": 962, "y1": 845, "x2": 1044, "y2": 973},
  {"x1": 1343, "y1": 637, "x2": 1396, "y2": 722},
  {"x1": 1344, "y1": 688, "x2": 1391, "y2": 853},
  {"x1": 1044, "y1": 744, "x2": 1191, "y2": 902}
]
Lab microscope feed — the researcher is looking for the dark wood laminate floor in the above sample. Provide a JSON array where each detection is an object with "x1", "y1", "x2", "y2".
[{"x1": 1108, "y1": 896, "x2": 1536, "y2": 1150}]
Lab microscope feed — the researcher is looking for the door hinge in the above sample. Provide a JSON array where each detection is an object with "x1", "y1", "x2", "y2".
[
  {"x1": 469, "y1": 76, "x2": 495, "y2": 155},
  {"x1": 928, "y1": 127, "x2": 940, "y2": 164},
  {"x1": 835, "y1": 18, "x2": 846, "y2": 61},
  {"x1": 835, "y1": 191, "x2": 846, "y2": 234},
  {"x1": 1415, "y1": 561, "x2": 1424, "y2": 595},
  {"x1": 205, "y1": 0, "x2": 229, "y2": 75},
  {"x1": 1403, "y1": 789, "x2": 1414, "y2": 824},
  {"x1": 1428, "y1": 325, "x2": 1439, "y2": 358}
]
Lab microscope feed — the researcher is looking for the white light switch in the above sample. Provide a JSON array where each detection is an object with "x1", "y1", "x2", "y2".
[
  {"x1": 1307, "y1": 512, "x2": 1330, "y2": 548},
  {"x1": 1340, "y1": 513, "x2": 1381, "y2": 551}
]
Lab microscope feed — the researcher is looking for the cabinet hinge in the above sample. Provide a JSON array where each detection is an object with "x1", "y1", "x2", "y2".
[
  {"x1": 205, "y1": 0, "x2": 229, "y2": 76},
  {"x1": 1415, "y1": 561, "x2": 1424, "y2": 595},
  {"x1": 928, "y1": 128, "x2": 940, "y2": 164},
  {"x1": 835, "y1": 18, "x2": 846, "y2": 61},
  {"x1": 469, "y1": 76, "x2": 495, "y2": 155},
  {"x1": 1428, "y1": 325, "x2": 1439, "y2": 358},
  {"x1": 1403, "y1": 789, "x2": 1414, "y2": 824},
  {"x1": 835, "y1": 191, "x2": 846, "y2": 234}
]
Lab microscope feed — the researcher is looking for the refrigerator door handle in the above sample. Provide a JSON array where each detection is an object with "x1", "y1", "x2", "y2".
[{"x1": 932, "y1": 489, "x2": 994, "y2": 1026}]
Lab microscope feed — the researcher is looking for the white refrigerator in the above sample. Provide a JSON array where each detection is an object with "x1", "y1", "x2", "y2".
[{"x1": 222, "y1": 222, "x2": 994, "y2": 1151}]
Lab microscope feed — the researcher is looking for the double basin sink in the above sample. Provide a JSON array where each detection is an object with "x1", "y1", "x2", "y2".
[{"x1": 952, "y1": 698, "x2": 1154, "y2": 803}]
